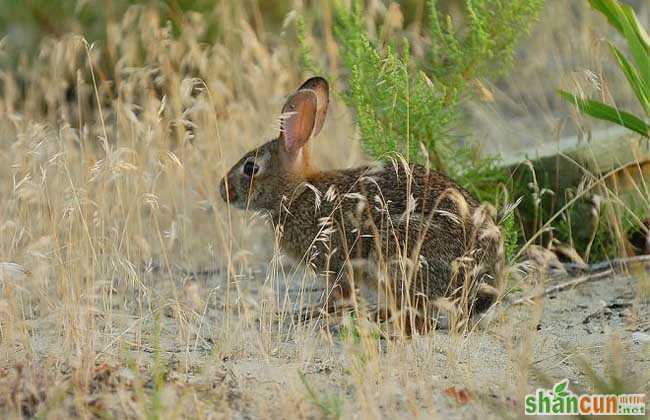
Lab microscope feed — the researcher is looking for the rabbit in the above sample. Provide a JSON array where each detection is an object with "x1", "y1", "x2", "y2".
[{"x1": 220, "y1": 76, "x2": 505, "y2": 333}]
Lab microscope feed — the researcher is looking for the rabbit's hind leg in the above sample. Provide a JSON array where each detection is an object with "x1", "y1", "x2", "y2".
[{"x1": 290, "y1": 278, "x2": 354, "y2": 322}]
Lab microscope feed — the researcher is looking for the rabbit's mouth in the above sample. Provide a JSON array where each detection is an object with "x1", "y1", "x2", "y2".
[{"x1": 220, "y1": 178, "x2": 238, "y2": 204}]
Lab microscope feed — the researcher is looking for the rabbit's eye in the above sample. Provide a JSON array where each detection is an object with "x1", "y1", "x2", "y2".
[{"x1": 243, "y1": 160, "x2": 259, "y2": 177}]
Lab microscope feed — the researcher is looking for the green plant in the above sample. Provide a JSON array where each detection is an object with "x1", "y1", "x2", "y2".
[
  {"x1": 551, "y1": 0, "x2": 650, "y2": 262},
  {"x1": 315, "y1": 0, "x2": 544, "y2": 204},
  {"x1": 552, "y1": 379, "x2": 570, "y2": 398},
  {"x1": 502, "y1": 209, "x2": 520, "y2": 263},
  {"x1": 307, "y1": 0, "x2": 544, "y2": 258},
  {"x1": 425, "y1": 0, "x2": 547, "y2": 98},
  {"x1": 559, "y1": 0, "x2": 649, "y2": 138}
]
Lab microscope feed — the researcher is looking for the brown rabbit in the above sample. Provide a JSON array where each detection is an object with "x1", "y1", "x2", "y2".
[{"x1": 220, "y1": 77, "x2": 504, "y2": 333}]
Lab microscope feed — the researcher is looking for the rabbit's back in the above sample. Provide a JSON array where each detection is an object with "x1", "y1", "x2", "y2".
[{"x1": 279, "y1": 163, "x2": 502, "y2": 308}]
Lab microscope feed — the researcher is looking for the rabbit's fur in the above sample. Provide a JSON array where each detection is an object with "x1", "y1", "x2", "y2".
[{"x1": 221, "y1": 77, "x2": 504, "y2": 331}]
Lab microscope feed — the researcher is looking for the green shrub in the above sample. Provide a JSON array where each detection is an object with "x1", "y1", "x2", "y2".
[{"x1": 304, "y1": 0, "x2": 544, "y2": 205}]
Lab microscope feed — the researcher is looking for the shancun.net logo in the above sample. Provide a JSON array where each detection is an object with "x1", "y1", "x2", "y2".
[{"x1": 525, "y1": 379, "x2": 646, "y2": 416}]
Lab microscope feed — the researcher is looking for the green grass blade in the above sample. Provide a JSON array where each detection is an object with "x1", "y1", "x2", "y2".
[
  {"x1": 618, "y1": 6, "x2": 650, "y2": 83},
  {"x1": 559, "y1": 90, "x2": 650, "y2": 137},
  {"x1": 589, "y1": 0, "x2": 649, "y2": 78},
  {"x1": 608, "y1": 42, "x2": 650, "y2": 115},
  {"x1": 620, "y1": 5, "x2": 650, "y2": 52},
  {"x1": 588, "y1": 0, "x2": 625, "y2": 34}
]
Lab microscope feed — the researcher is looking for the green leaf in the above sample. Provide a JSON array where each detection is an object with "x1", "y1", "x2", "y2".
[
  {"x1": 618, "y1": 6, "x2": 649, "y2": 85},
  {"x1": 559, "y1": 90, "x2": 650, "y2": 138},
  {"x1": 588, "y1": 0, "x2": 625, "y2": 34},
  {"x1": 620, "y1": 4, "x2": 650, "y2": 53},
  {"x1": 608, "y1": 42, "x2": 650, "y2": 115},
  {"x1": 553, "y1": 380, "x2": 569, "y2": 396},
  {"x1": 589, "y1": 0, "x2": 649, "y2": 79}
]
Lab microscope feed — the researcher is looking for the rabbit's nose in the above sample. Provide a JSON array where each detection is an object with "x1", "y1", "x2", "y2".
[{"x1": 220, "y1": 179, "x2": 236, "y2": 203}]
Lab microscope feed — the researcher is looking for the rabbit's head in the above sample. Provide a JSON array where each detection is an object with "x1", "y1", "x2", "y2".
[{"x1": 220, "y1": 77, "x2": 329, "y2": 211}]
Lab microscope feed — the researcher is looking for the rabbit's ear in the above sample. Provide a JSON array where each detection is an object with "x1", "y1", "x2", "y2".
[
  {"x1": 280, "y1": 90, "x2": 317, "y2": 156},
  {"x1": 297, "y1": 77, "x2": 329, "y2": 137}
]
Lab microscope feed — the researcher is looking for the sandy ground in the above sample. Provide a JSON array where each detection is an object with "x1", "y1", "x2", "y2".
[
  {"x1": 11, "y1": 263, "x2": 647, "y2": 418},
  {"x1": 216, "y1": 268, "x2": 650, "y2": 418}
]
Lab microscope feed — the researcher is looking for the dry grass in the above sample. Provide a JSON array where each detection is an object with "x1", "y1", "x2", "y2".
[
  {"x1": 468, "y1": 0, "x2": 649, "y2": 156},
  {"x1": 0, "y1": 1, "x2": 648, "y2": 419}
]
